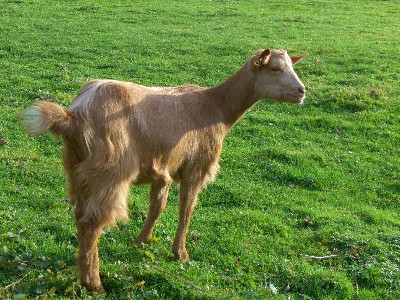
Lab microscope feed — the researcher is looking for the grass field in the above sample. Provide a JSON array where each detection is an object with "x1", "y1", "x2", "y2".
[{"x1": 1, "y1": 0, "x2": 399, "y2": 299}]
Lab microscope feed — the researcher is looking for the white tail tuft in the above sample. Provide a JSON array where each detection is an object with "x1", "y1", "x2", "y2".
[{"x1": 21, "y1": 103, "x2": 49, "y2": 136}]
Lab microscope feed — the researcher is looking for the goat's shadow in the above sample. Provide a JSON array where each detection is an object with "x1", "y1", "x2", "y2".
[
  {"x1": 0, "y1": 224, "x2": 77, "y2": 296},
  {"x1": 1, "y1": 217, "x2": 205, "y2": 298}
]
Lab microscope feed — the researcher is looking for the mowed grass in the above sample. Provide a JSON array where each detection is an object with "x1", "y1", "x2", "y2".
[{"x1": 1, "y1": 0, "x2": 399, "y2": 299}]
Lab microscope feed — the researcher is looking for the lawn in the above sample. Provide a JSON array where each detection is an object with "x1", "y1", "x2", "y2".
[{"x1": 1, "y1": 0, "x2": 399, "y2": 299}]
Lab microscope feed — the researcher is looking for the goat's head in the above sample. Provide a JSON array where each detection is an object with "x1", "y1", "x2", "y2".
[{"x1": 252, "y1": 49, "x2": 307, "y2": 104}]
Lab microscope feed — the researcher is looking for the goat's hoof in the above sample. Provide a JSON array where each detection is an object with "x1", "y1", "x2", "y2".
[
  {"x1": 84, "y1": 283, "x2": 106, "y2": 294},
  {"x1": 134, "y1": 236, "x2": 151, "y2": 246},
  {"x1": 94, "y1": 285, "x2": 106, "y2": 294},
  {"x1": 173, "y1": 250, "x2": 189, "y2": 262}
]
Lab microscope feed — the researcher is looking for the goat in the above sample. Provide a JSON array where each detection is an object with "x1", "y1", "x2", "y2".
[{"x1": 21, "y1": 48, "x2": 306, "y2": 293}]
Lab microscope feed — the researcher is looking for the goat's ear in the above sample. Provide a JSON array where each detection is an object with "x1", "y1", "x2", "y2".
[
  {"x1": 254, "y1": 49, "x2": 271, "y2": 69},
  {"x1": 290, "y1": 53, "x2": 308, "y2": 65}
]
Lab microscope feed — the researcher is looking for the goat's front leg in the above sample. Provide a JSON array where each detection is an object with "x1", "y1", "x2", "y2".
[
  {"x1": 135, "y1": 179, "x2": 172, "y2": 245},
  {"x1": 76, "y1": 209, "x2": 105, "y2": 294},
  {"x1": 172, "y1": 180, "x2": 202, "y2": 261}
]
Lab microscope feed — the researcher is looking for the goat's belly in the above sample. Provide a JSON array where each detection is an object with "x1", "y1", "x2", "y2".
[{"x1": 131, "y1": 161, "x2": 177, "y2": 185}]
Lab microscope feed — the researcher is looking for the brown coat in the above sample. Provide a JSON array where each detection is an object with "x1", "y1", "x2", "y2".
[{"x1": 21, "y1": 48, "x2": 306, "y2": 293}]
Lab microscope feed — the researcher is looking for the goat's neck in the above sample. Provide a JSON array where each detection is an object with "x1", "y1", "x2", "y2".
[{"x1": 207, "y1": 64, "x2": 259, "y2": 129}]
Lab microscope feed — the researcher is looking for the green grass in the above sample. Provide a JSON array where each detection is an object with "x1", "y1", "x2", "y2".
[{"x1": 1, "y1": 0, "x2": 399, "y2": 299}]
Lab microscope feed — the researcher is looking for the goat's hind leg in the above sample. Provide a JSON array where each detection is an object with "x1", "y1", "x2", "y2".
[
  {"x1": 63, "y1": 147, "x2": 106, "y2": 292},
  {"x1": 75, "y1": 179, "x2": 131, "y2": 294},
  {"x1": 75, "y1": 207, "x2": 105, "y2": 294},
  {"x1": 134, "y1": 179, "x2": 172, "y2": 245}
]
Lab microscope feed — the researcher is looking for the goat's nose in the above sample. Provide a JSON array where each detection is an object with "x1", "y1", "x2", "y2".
[{"x1": 298, "y1": 86, "x2": 305, "y2": 95}]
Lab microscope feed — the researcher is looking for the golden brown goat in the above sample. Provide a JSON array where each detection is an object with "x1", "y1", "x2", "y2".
[{"x1": 21, "y1": 48, "x2": 306, "y2": 293}]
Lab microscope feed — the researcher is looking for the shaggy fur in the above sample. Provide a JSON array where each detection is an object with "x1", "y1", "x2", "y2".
[{"x1": 21, "y1": 48, "x2": 306, "y2": 293}]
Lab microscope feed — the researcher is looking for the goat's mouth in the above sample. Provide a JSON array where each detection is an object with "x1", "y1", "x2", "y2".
[{"x1": 287, "y1": 93, "x2": 305, "y2": 104}]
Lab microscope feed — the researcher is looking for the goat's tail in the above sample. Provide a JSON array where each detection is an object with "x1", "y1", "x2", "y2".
[{"x1": 21, "y1": 102, "x2": 76, "y2": 137}]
